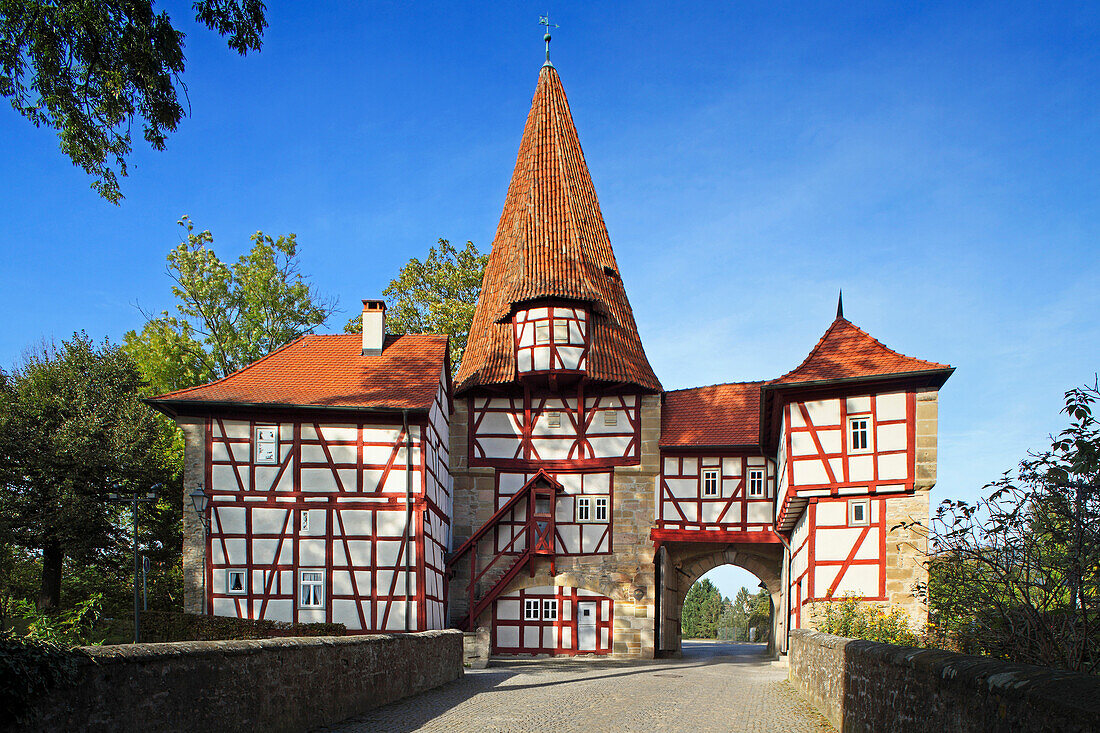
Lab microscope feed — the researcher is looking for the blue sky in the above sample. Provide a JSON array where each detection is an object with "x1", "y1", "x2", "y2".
[{"x1": 2, "y1": 2, "x2": 1097, "y2": 599}]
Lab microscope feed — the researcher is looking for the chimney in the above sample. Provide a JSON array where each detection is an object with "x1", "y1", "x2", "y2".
[{"x1": 361, "y1": 299, "x2": 386, "y2": 356}]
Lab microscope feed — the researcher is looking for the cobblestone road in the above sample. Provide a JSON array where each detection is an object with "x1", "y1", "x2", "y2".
[{"x1": 318, "y1": 641, "x2": 834, "y2": 733}]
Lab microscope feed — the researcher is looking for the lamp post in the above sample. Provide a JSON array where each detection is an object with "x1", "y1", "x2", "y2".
[
  {"x1": 189, "y1": 486, "x2": 210, "y2": 615},
  {"x1": 107, "y1": 487, "x2": 159, "y2": 644}
]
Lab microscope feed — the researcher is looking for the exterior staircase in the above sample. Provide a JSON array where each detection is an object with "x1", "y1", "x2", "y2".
[{"x1": 446, "y1": 471, "x2": 561, "y2": 631}]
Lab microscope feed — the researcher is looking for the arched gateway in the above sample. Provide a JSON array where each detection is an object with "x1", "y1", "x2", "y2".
[{"x1": 151, "y1": 49, "x2": 951, "y2": 659}]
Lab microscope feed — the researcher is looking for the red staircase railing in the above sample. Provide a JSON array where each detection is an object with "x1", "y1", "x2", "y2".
[{"x1": 447, "y1": 470, "x2": 560, "y2": 631}]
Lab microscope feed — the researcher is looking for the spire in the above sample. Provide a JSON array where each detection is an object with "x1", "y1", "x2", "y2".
[
  {"x1": 836, "y1": 290, "x2": 844, "y2": 320},
  {"x1": 539, "y1": 14, "x2": 559, "y2": 67},
  {"x1": 455, "y1": 65, "x2": 661, "y2": 394}
]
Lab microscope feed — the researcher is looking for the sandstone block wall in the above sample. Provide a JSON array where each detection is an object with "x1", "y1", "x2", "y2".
[
  {"x1": 12, "y1": 630, "x2": 464, "y2": 733},
  {"x1": 789, "y1": 629, "x2": 1100, "y2": 732}
]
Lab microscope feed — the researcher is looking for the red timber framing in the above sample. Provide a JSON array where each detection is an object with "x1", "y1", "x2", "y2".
[
  {"x1": 446, "y1": 471, "x2": 562, "y2": 630},
  {"x1": 492, "y1": 586, "x2": 614, "y2": 656},
  {"x1": 787, "y1": 495, "x2": 889, "y2": 630},
  {"x1": 512, "y1": 302, "x2": 590, "y2": 376},
  {"x1": 493, "y1": 471, "x2": 613, "y2": 556},
  {"x1": 200, "y1": 378, "x2": 451, "y2": 633},
  {"x1": 467, "y1": 386, "x2": 641, "y2": 469},
  {"x1": 657, "y1": 453, "x2": 777, "y2": 535},
  {"x1": 775, "y1": 390, "x2": 917, "y2": 530}
]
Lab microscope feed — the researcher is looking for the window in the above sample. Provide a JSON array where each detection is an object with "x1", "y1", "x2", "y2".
[
  {"x1": 748, "y1": 469, "x2": 765, "y2": 497},
  {"x1": 545, "y1": 411, "x2": 561, "y2": 428},
  {"x1": 524, "y1": 598, "x2": 541, "y2": 620},
  {"x1": 553, "y1": 321, "x2": 569, "y2": 344},
  {"x1": 576, "y1": 497, "x2": 591, "y2": 522},
  {"x1": 254, "y1": 426, "x2": 278, "y2": 464},
  {"x1": 594, "y1": 496, "x2": 609, "y2": 521},
  {"x1": 849, "y1": 416, "x2": 872, "y2": 453},
  {"x1": 702, "y1": 469, "x2": 719, "y2": 497},
  {"x1": 543, "y1": 598, "x2": 558, "y2": 620},
  {"x1": 603, "y1": 410, "x2": 618, "y2": 426},
  {"x1": 848, "y1": 499, "x2": 870, "y2": 526},
  {"x1": 299, "y1": 569, "x2": 325, "y2": 608},
  {"x1": 300, "y1": 509, "x2": 310, "y2": 533},
  {"x1": 535, "y1": 322, "x2": 550, "y2": 344},
  {"x1": 226, "y1": 569, "x2": 247, "y2": 595}
]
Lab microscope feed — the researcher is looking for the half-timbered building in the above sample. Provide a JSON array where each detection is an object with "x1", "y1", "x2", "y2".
[{"x1": 152, "y1": 53, "x2": 951, "y2": 657}]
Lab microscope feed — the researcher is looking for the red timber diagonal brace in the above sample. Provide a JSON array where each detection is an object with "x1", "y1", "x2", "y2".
[{"x1": 445, "y1": 470, "x2": 562, "y2": 631}]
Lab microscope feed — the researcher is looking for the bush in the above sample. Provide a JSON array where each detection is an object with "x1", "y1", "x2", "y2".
[
  {"x1": 0, "y1": 630, "x2": 83, "y2": 723},
  {"x1": 130, "y1": 611, "x2": 345, "y2": 643},
  {"x1": 815, "y1": 597, "x2": 920, "y2": 646}
]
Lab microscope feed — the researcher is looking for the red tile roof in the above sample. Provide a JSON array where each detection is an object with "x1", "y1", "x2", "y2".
[
  {"x1": 455, "y1": 64, "x2": 661, "y2": 394},
  {"x1": 147, "y1": 334, "x2": 448, "y2": 414},
  {"x1": 661, "y1": 382, "x2": 765, "y2": 447},
  {"x1": 771, "y1": 317, "x2": 952, "y2": 386}
]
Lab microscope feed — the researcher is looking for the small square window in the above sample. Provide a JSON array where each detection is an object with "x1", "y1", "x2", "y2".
[
  {"x1": 545, "y1": 411, "x2": 561, "y2": 428},
  {"x1": 524, "y1": 598, "x2": 541, "y2": 620},
  {"x1": 300, "y1": 509, "x2": 310, "y2": 533},
  {"x1": 254, "y1": 425, "x2": 278, "y2": 465},
  {"x1": 848, "y1": 499, "x2": 870, "y2": 527},
  {"x1": 748, "y1": 469, "x2": 765, "y2": 498},
  {"x1": 226, "y1": 569, "x2": 247, "y2": 595},
  {"x1": 849, "y1": 416, "x2": 872, "y2": 453},
  {"x1": 576, "y1": 497, "x2": 591, "y2": 522},
  {"x1": 702, "y1": 469, "x2": 719, "y2": 497},
  {"x1": 535, "y1": 322, "x2": 550, "y2": 344},
  {"x1": 603, "y1": 411, "x2": 618, "y2": 427},
  {"x1": 594, "y1": 496, "x2": 609, "y2": 521},
  {"x1": 299, "y1": 569, "x2": 325, "y2": 609},
  {"x1": 553, "y1": 321, "x2": 569, "y2": 344},
  {"x1": 543, "y1": 599, "x2": 558, "y2": 620}
]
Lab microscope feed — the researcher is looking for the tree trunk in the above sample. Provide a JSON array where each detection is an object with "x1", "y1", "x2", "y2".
[{"x1": 37, "y1": 540, "x2": 63, "y2": 611}]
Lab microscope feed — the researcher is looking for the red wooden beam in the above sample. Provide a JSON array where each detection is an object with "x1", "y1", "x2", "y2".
[{"x1": 649, "y1": 528, "x2": 784, "y2": 547}]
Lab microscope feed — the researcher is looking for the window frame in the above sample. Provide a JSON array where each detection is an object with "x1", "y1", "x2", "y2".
[
  {"x1": 298, "y1": 569, "x2": 326, "y2": 609},
  {"x1": 848, "y1": 415, "x2": 873, "y2": 454},
  {"x1": 603, "y1": 410, "x2": 618, "y2": 427},
  {"x1": 300, "y1": 509, "x2": 310, "y2": 533},
  {"x1": 593, "y1": 496, "x2": 609, "y2": 522},
  {"x1": 534, "y1": 322, "x2": 550, "y2": 345},
  {"x1": 545, "y1": 411, "x2": 561, "y2": 428},
  {"x1": 701, "y1": 469, "x2": 719, "y2": 497},
  {"x1": 254, "y1": 425, "x2": 279, "y2": 465},
  {"x1": 524, "y1": 598, "x2": 541, "y2": 620},
  {"x1": 543, "y1": 598, "x2": 558, "y2": 621},
  {"x1": 848, "y1": 499, "x2": 870, "y2": 527},
  {"x1": 552, "y1": 320, "x2": 569, "y2": 344},
  {"x1": 575, "y1": 496, "x2": 592, "y2": 522},
  {"x1": 226, "y1": 568, "x2": 247, "y2": 595},
  {"x1": 747, "y1": 468, "x2": 765, "y2": 498}
]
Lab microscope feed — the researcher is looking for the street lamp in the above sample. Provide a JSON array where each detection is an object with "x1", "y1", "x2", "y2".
[
  {"x1": 107, "y1": 487, "x2": 160, "y2": 644},
  {"x1": 189, "y1": 486, "x2": 210, "y2": 615}
]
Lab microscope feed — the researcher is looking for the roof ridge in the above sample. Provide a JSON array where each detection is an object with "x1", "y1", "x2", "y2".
[
  {"x1": 664, "y1": 380, "x2": 767, "y2": 394},
  {"x1": 151, "y1": 335, "x2": 309, "y2": 400}
]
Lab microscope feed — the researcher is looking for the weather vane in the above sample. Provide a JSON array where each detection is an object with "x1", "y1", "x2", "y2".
[{"x1": 539, "y1": 14, "x2": 559, "y2": 66}]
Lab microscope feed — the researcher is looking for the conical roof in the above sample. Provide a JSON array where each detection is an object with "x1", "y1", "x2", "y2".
[{"x1": 455, "y1": 65, "x2": 661, "y2": 394}]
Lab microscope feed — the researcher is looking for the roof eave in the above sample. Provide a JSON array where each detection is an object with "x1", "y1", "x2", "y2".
[{"x1": 143, "y1": 398, "x2": 432, "y2": 419}]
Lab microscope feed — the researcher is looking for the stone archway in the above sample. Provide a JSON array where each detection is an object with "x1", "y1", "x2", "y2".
[{"x1": 657, "y1": 543, "x2": 784, "y2": 656}]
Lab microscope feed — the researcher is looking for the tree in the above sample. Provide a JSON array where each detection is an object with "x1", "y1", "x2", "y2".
[
  {"x1": 0, "y1": 333, "x2": 173, "y2": 610},
  {"x1": 125, "y1": 216, "x2": 337, "y2": 395},
  {"x1": 921, "y1": 378, "x2": 1100, "y2": 672},
  {"x1": 345, "y1": 239, "x2": 487, "y2": 373},
  {"x1": 682, "y1": 578, "x2": 723, "y2": 639},
  {"x1": 1, "y1": 0, "x2": 267, "y2": 203}
]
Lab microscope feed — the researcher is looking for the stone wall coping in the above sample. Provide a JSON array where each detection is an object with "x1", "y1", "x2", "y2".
[
  {"x1": 75, "y1": 629, "x2": 464, "y2": 665},
  {"x1": 791, "y1": 629, "x2": 1100, "y2": 716}
]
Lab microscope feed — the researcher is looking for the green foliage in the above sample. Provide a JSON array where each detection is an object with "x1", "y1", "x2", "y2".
[
  {"x1": 717, "y1": 585, "x2": 771, "y2": 642},
  {"x1": 923, "y1": 379, "x2": 1100, "y2": 672},
  {"x1": 0, "y1": 629, "x2": 82, "y2": 724},
  {"x1": 133, "y1": 610, "x2": 344, "y2": 642},
  {"x1": 816, "y1": 596, "x2": 919, "y2": 646},
  {"x1": 0, "y1": 0, "x2": 266, "y2": 203},
  {"x1": 125, "y1": 216, "x2": 337, "y2": 394},
  {"x1": 345, "y1": 238, "x2": 487, "y2": 373},
  {"x1": 682, "y1": 578, "x2": 723, "y2": 639},
  {"x1": 4, "y1": 593, "x2": 105, "y2": 646},
  {"x1": 0, "y1": 332, "x2": 174, "y2": 610}
]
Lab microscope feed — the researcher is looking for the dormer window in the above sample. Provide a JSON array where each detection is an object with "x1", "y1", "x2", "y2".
[
  {"x1": 553, "y1": 321, "x2": 569, "y2": 343},
  {"x1": 535, "y1": 322, "x2": 550, "y2": 344},
  {"x1": 514, "y1": 304, "x2": 589, "y2": 376}
]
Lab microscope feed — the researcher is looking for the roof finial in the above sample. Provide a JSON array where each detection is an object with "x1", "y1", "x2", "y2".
[
  {"x1": 836, "y1": 290, "x2": 844, "y2": 320},
  {"x1": 539, "y1": 14, "x2": 559, "y2": 67}
]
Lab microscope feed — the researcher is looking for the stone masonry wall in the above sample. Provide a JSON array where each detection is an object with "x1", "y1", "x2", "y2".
[
  {"x1": 11, "y1": 630, "x2": 464, "y2": 733},
  {"x1": 180, "y1": 417, "x2": 205, "y2": 615},
  {"x1": 789, "y1": 629, "x2": 1100, "y2": 732},
  {"x1": 448, "y1": 394, "x2": 662, "y2": 658}
]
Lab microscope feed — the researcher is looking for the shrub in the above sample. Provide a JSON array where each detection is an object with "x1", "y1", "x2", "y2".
[
  {"x1": 815, "y1": 596, "x2": 920, "y2": 646},
  {"x1": 0, "y1": 630, "x2": 83, "y2": 723}
]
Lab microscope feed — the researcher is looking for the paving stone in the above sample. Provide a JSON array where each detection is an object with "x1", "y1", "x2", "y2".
[{"x1": 317, "y1": 641, "x2": 834, "y2": 733}]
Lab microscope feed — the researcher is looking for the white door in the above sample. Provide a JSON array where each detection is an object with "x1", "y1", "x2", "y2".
[{"x1": 578, "y1": 601, "x2": 597, "y2": 651}]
